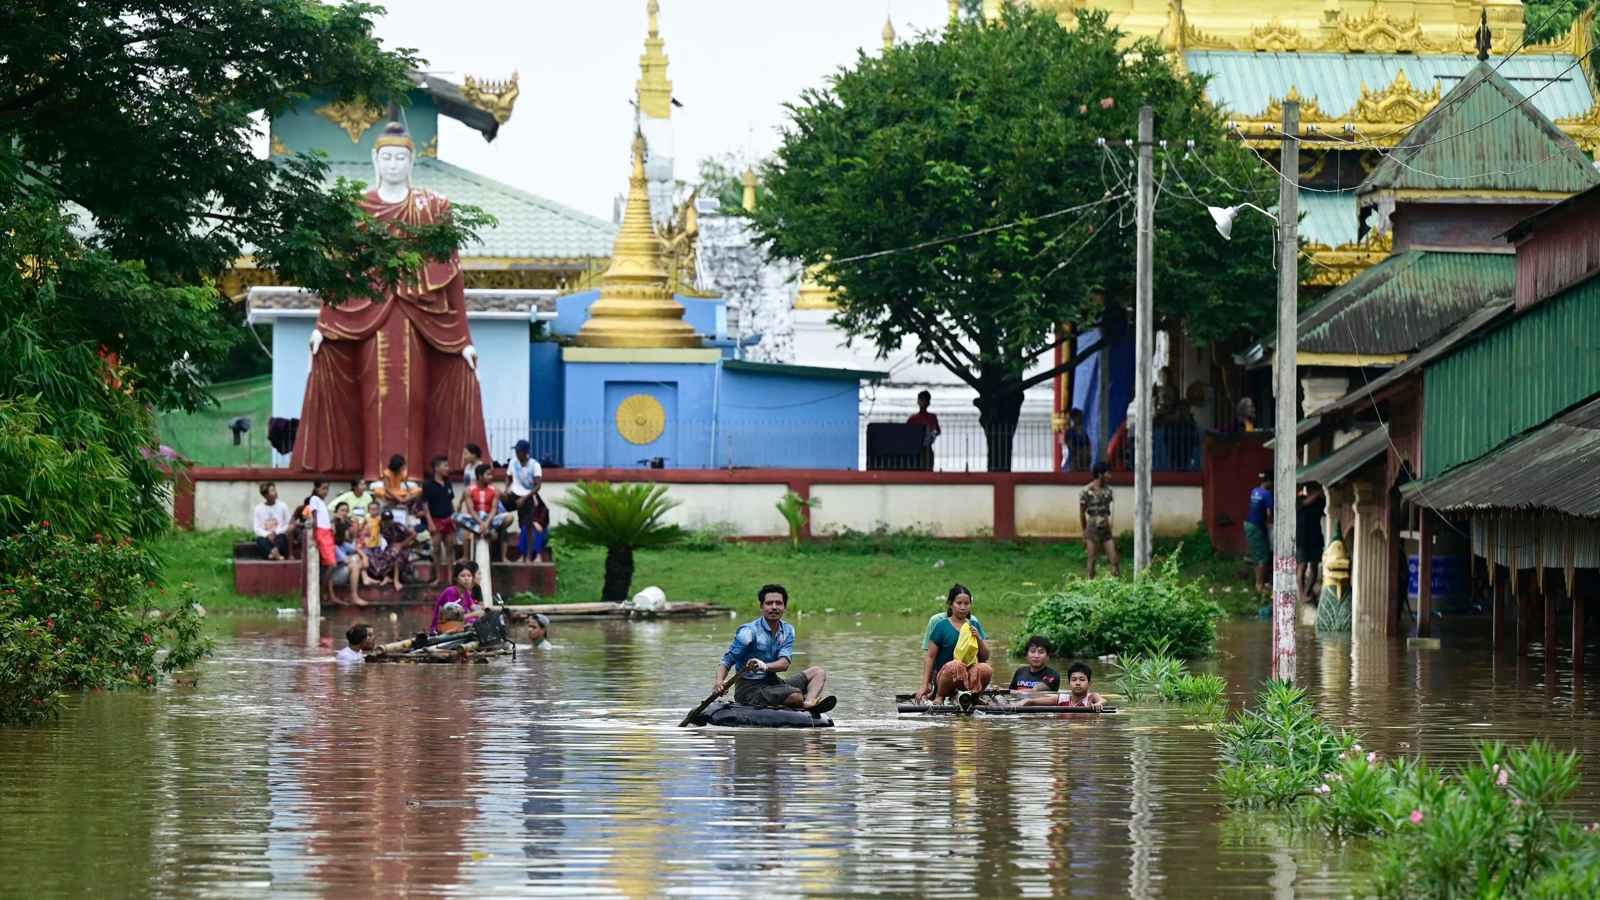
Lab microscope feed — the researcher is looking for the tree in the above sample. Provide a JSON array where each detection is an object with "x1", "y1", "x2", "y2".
[
  {"x1": 0, "y1": 1, "x2": 487, "y2": 718},
  {"x1": 750, "y1": 5, "x2": 1279, "y2": 470},
  {"x1": 554, "y1": 483, "x2": 686, "y2": 604}
]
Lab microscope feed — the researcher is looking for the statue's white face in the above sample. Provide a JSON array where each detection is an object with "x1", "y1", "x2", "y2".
[{"x1": 374, "y1": 146, "x2": 413, "y2": 191}]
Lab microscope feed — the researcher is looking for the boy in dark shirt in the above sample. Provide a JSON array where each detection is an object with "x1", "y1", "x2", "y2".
[
  {"x1": 421, "y1": 455, "x2": 457, "y2": 587},
  {"x1": 1008, "y1": 636, "x2": 1061, "y2": 693}
]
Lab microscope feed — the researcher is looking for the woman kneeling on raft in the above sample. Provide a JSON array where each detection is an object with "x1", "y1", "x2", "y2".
[{"x1": 913, "y1": 583, "x2": 993, "y2": 704}]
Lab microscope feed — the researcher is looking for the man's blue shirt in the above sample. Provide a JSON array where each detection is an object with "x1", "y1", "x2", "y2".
[{"x1": 722, "y1": 617, "x2": 795, "y2": 680}]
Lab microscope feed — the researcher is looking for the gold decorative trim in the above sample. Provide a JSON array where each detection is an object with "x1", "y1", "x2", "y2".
[
  {"x1": 418, "y1": 134, "x2": 439, "y2": 159},
  {"x1": 269, "y1": 133, "x2": 290, "y2": 157},
  {"x1": 1555, "y1": 102, "x2": 1600, "y2": 156},
  {"x1": 1321, "y1": 7, "x2": 1437, "y2": 54},
  {"x1": 461, "y1": 72, "x2": 519, "y2": 125},
  {"x1": 314, "y1": 99, "x2": 383, "y2": 143},
  {"x1": 1248, "y1": 19, "x2": 1304, "y2": 53},
  {"x1": 615, "y1": 393, "x2": 668, "y2": 445},
  {"x1": 1303, "y1": 230, "x2": 1394, "y2": 288},
  {"x1": 1353, "y1": 68, "x2": 1442, "y2": 124}
]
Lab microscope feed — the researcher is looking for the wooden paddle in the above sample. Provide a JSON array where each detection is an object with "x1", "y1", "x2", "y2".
[{"x1": 680, "y1": 669, "x2": 742, "y2": 727}]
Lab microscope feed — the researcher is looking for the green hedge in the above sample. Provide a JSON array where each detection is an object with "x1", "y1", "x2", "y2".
[{"x1": 1012, "y1": 556, "x2": 1223, "y2": 659}]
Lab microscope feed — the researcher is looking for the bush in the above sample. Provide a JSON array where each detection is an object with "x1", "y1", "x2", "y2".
[
  {"x1": 1215, "y1": 680, "x2": 1355, "y2": 807},
  {"x1": 0, "y1": 524, "x2": 212, "y2": 725},
  {"x1": 1113, "y1": 640, "x2": 1227, "y2": 714},
  {"x1": 1013, "y1": 554, "x2": 1222, "y2": 659}
]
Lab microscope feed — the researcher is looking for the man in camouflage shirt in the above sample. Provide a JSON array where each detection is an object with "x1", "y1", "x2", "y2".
[{"x1": 1080, "y1": 461, "x2": 1121, "y2": 578}]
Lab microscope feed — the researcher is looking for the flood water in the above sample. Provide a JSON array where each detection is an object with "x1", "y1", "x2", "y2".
[{"x1": 3, "y1": 611, "x2": 1599, "y2": 898}]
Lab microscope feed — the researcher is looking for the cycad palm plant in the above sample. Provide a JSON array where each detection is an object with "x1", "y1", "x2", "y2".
[{"x1": 554, "y1": 482, "x2": 686, "y2": 603}]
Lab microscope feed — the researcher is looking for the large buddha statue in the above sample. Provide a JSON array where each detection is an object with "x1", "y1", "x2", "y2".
[{"x1": 293, "y1": 121, "x2": 489, "y2": 477}]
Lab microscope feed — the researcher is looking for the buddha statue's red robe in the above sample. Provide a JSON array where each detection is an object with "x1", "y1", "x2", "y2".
[{"x1": 293, "y1": 188, "x2": 489, "y2": 477}]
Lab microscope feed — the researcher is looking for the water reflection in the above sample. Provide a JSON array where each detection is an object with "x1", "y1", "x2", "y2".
[{"x1": 4, "y1": 614, "x2": 1600, "y2": 897}]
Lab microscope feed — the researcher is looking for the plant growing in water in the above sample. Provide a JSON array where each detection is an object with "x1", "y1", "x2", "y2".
[
  {"x1": 774, "y1": 491, "x2": 820, "y2": 548},
  {"x1": 553, "y1": 482, "x2": 685, "y2": 604},
  {"x1": 1013, "y1": 551, "x2": 1222, "y2": 659},
  {"x1": 1214, "y1": 680, "x2": 1355, "y2": 808},
  {"x1": 1113, "y1": 638, "x2": 1227, "y2": 715}
]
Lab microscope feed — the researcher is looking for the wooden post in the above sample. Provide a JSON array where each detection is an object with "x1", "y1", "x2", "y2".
[
  {"x1": 1484, "y1": 566, "x2": 1497, "y2": 650},
  {"x1": 1417, "y1": 511, "x2": 1434, "y2": 639},
  {"x1": 303, "y1": 519, "x2": 321, "y2": 618},
  {"x1": 1516, "y1": 571, "x2": 1530, "y2": 658},
  {"x1": 476, "y1": 536, "x2": 495, "y2": 603},
  {"x1": 1134, "y1": 104, "x2": 1154, "y2": 574},
  {"x1": 1573, "y1": 595, "x2": 1584, "y2": 678},
  {"x1": 1544, "y1": 577, "x2": 1557, "y2": 663},
  {"x1": 1272, "y1": 99, "x2": 1301, "y2": 683}
]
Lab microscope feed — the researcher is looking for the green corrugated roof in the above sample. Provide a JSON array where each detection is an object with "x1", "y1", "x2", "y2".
[
  {"x1": 1185, "y1": 52, "x2": 1598, "y2": 125},
  {"x1": 320, "y1": 158, "x2": 616, "y2": 261},
  {"x1": 1297, "y1": 250, "x2": 1514, "y2": 356},
  {"x1": 1300, "y1": 190, "x2": 1360, "y2": 247},
  {"x1": 1359, "y1": 62, "x2": 1600, "y2": 196}
]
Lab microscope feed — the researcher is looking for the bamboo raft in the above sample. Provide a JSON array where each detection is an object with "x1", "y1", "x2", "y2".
[
  {"x1": 504, "y1": 601, "x2": 731, "y2": 621},
  {"x1": 365, "y1": 642, "x2": 513, "y2": 664}
]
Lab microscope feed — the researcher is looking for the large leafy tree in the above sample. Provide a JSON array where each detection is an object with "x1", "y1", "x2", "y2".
[
  {"x1": 751, "y1": 4, "x2": 1278, "y2": 470},
  {"x1": 0, "y1": 1, "x2": 490, "y2": 538}
]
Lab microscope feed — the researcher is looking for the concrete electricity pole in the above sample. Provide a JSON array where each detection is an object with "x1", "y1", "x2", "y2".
[
  {"x1": 1272, "y1": 100, "x2": 1301, "y2": 682},
  {"x1": 1133, "y1": 105, "x2": 1155, "y2": 573}
]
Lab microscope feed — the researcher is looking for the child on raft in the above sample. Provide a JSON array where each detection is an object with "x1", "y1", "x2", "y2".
[
  {"x1": 1017, "y1": 661, "x2": 1105, "y2": 710},
  {"x1": 1008, "y1": 636, "x2": 1061, "y2": 693}
]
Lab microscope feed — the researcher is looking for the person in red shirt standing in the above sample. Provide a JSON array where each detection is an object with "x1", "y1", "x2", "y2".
[{"x1": 906, "y1": 390, "x2": 941, "y2": 471}]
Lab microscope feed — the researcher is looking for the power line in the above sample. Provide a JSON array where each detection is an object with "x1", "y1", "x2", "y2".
[{"x1": 826, "y1": 192, "x2": 1130, "y2": 267}]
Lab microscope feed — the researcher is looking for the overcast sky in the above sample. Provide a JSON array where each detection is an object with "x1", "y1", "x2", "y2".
[{"x1": 370, "y1": 0, "x2": 952, "y2": 220}]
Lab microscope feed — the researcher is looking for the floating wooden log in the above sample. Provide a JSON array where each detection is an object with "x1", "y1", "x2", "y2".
[{"x1": 503, "y1": 601, "x2": 731, "y2": 621}]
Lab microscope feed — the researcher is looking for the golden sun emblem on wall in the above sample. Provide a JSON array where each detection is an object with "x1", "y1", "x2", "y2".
[{"x1": 615, "y1": 394, "x2": 667, "y2": 445}]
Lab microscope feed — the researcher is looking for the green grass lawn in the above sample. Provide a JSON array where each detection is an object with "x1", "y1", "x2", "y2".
[
  {"x1": 152, "y1": 527, "x2": 1263, "y2": 618},
  {"x1": 157, "y1": 375, "x2": 274, "y2": 467}
]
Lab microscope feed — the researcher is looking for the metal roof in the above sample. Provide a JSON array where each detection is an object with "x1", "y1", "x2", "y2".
[
  {"x1": 1186, "y1": 52, "x2": 1598, "y2": 124},
  {"x1": 320, "y1": 158, "x2": 617, "y2": 261},
  {"x1": 722, "y1": 360, "x2": 887, "y2": 382},
  {"x1": 1404, "y1": 393, "x2": 1600, "y2": 517},
  {"x1": 1298, "y1": 427, "x2": 1390, "y2": 486},
  {"x1": 1300, "y1": 190, "x2": 1360, "y2": 247},
  {"x1": 1318, "y1": 299, "x2": 1514, "y2": 416},
  {"x1": 1359, "y1": 62, "x2": 1600, "y2": 197},
  {"x1": 1296, "y1": 250, "x2": 1515, "y2": 355}
]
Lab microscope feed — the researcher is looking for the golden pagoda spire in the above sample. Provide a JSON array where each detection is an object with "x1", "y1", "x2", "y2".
[
  {"x1": 741, "y1": 168, "x2": 758, "y2": 212},
  {"x1": 948, "y1": 0, "x2": 960, "y2": 24},
  {"x1": 883, "y1": 15, "x2": 897, "y2": 50},
  {"x1": 637, "y1": 0, "x2": 673, "y2": 120},
  {"x1": 575, "y1": 134, "x2": 699, "y2": 348}
]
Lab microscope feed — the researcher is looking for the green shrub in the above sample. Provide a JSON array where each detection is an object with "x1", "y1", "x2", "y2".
[
  {"x1": 1013, "y1": 554, "x2": 1222, "y2": 659},
  {"x1": 1215, "y1": 680, "x2": 1355, "y2": 807},
  {"x1": 774, "y1": 491, "x2": 819, "y2": 547},
  {"x1": 1113, "y1": 640, "x2": 1227, "y2": 714},
  {"x1": 0, "y1": 524, "x2": 213, "y2": 725},
  {"x1": 680, "y1": 523, "x2": 737, "y2": 552}
]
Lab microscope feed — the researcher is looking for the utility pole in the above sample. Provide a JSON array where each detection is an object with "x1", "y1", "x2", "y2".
[
  {"x1": 1133, "y1": 105, "x2": 1154, "y2": 573},
  {"x1": 1272, "y1": 100, "x2": 1300, "y2": 682}
]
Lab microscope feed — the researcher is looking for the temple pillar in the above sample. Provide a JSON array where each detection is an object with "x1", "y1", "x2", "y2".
[{"x1": 1351, "y1": 479, "x2": 1392, "y2": 638}]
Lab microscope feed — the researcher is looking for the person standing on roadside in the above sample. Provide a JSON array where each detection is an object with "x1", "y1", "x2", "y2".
[
  {"x1": 1080, "y1": 462, "x2": 1121, "y2": 578},
  {"x1": 1245, "y1": 472, "x2": 1274, "y2": 594}
]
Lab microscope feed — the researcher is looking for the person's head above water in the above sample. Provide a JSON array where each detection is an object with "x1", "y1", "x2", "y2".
[
  {"x1": 1067, "y1": 661, "x2": 1093, "y2": 694},
  {"x1": 1025, "y1": 636, "x2": 1051, "y2": 669},
  {"x1": 528, "y1": 612, "x2": 551, "y2": 643},
  {"x1": 346, "y1": 623, "x2": 372, "y2": 650}
]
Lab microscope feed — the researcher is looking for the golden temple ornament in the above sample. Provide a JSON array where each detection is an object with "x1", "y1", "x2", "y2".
[
  {"x1": 574, "y1": 134, "x2": 700, "y2": 349},
  {"x1": 461, "y1": 72, "x2": 520, "y2": 125},
  {"x1": 315, "y1": 99, "x2": 384, "y2": 143},
  {"x1": 615, "y1": 394, "x2": 668, "y2": 445}
]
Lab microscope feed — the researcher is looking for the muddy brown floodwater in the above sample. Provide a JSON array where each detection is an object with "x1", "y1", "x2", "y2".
[{"x1": 2, "y1": 612, "x2": 1598, "y2": 898}]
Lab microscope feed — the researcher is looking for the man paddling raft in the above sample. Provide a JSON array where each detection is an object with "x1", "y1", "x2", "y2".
[{"x1": 715, "y1": 584, "x2": 836, "y2": 715}]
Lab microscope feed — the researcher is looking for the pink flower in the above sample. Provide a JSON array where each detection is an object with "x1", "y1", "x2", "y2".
[
  {"x1": 1513, "y1": 798, "x2": 1523, "y2": 808},
  {"x1": 1497, "y1": 768, "x2": 1510, "y2": 787},
  {"x1": 1077, "y1": 104, "x2": 1088, "y2": 114},
  {"x1": 1352, "y1": 744, "x2": 1362, "y2": 753},
  {"x1": 1410, "y1": 809, "x2": 1424, "y2": 825},
  {"x1": 1314, "y1": 784, "x2": 1331, "y2": 795},
  {"x1": 1367, "y1": 751, "x2": 1379, "y2": 764},
  {"x1": 1099, "y1": 97, "x2": 1115, "y2": 109}
]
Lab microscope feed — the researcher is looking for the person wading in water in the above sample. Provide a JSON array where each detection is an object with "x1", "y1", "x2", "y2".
[{"x1": 714, "y1": 584, "x2": 835, "y2": 714}]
